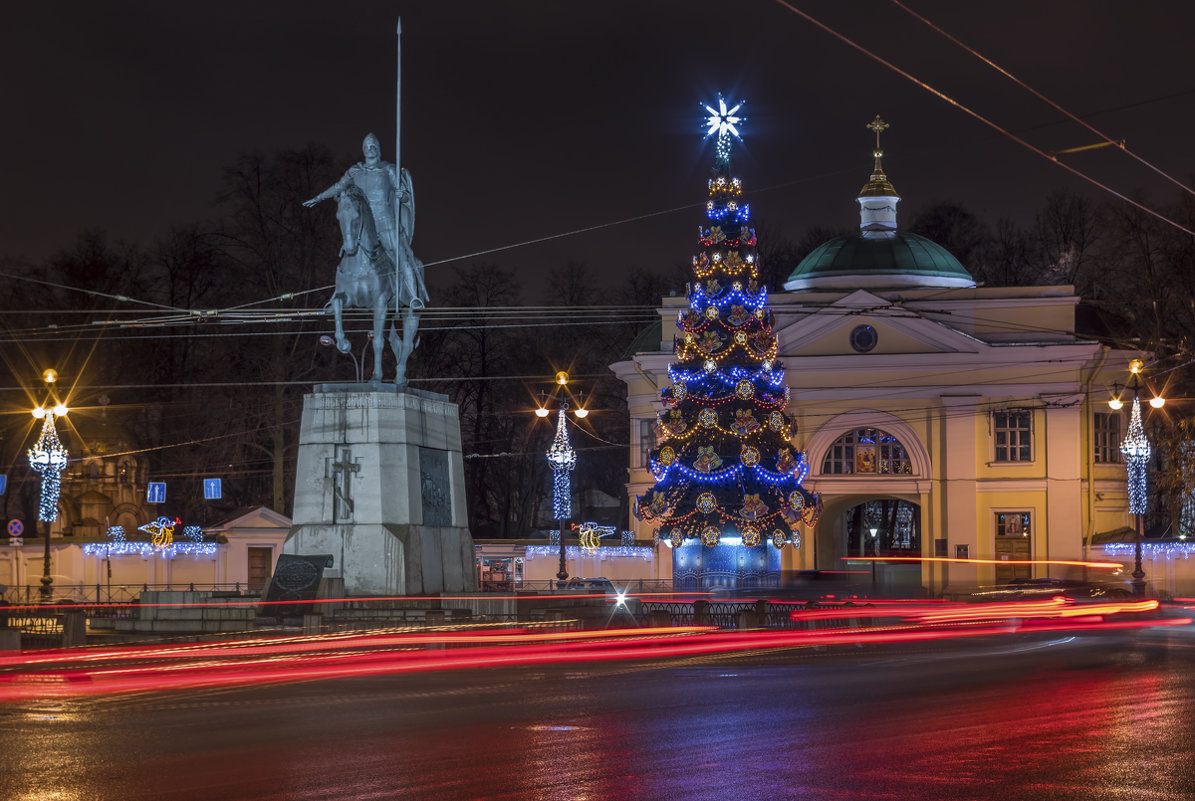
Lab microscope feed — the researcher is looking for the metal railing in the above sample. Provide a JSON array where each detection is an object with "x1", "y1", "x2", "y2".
[
  {"x1": 6, "y1": 612, "x2": 62, "y2": 649},
  {"x1": 1, "y1": 583, "x2": 259, "y2": 606},
  {"x1": 479, "y1": 578, "x2": 680, "y2": 593}
]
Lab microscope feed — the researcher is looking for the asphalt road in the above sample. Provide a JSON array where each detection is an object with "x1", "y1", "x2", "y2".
[{"x1": 3, "y1": 629, "x2": 1194, "y2": 801}]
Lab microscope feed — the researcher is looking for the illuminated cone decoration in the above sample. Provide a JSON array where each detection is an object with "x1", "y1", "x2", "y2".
[
  {"x1": 1120, "y1": 397, "x2": 1150, "y2": 515},
  {"x1": 28, "y1": 412, "x2": 68, "y2": 522},
  {"x1": 546, "y1": 406, "x2": 576, "y2": 520}
]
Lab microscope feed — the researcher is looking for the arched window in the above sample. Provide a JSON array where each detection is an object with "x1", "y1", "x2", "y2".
[{"x1": 822, "y1": 428, "x2": 911, "y2": 475}]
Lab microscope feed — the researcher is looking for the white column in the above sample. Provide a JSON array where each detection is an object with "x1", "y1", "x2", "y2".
[
  {"x1": 1042, "y1": 396, "x2": 1084, "y2": 561},
  {"x1": 941, "y1": 395, "x2": 981, "y2": 589}
]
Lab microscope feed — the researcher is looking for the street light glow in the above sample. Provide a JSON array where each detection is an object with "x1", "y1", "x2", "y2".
[
  {"x1": 32, "y1": 407, "x2": 46, "y2": 419},
  {"x1": 52, "y1": 403, "x2": 68, "y2": 417}
]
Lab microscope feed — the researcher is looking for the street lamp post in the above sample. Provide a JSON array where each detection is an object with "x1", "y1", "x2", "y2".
[
  {"x1": 28, "y1": 402, "x2": 68, "y2": 602},
  {"x1": 1112, "y1": 359, "x2": 1163, "y2": 597},
  {"x1": 536, "y1": 372, "x2": 588, "y2": 585}
]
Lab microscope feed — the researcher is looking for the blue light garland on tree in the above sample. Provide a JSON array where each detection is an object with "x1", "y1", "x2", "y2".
[{"x1": 634, "y1": 96, "x2": 820, "y2": 549}]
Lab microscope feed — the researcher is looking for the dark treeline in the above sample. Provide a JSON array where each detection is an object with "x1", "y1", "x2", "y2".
[
  {"x1": 2, "y1": 146, "x2": 1194, "y2": 537},
  {"x1": 0, "y1": 147, "x2": 681, "y2": 537}
]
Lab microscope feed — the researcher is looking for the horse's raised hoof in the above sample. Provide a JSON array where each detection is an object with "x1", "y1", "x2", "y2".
[{"x1": 335, "y1": 336, "x2": 351, "y2": 354}]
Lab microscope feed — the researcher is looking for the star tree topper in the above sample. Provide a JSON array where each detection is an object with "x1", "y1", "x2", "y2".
[{"x1": 703, "y1": 94, "x2": 745, "y2": 163}]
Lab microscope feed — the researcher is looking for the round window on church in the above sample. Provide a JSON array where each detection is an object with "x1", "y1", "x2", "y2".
[{"x1": 850, "y1": 324, "x2": 878, "y2": 353}]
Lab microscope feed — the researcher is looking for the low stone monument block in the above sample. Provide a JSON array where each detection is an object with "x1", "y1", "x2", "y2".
[{"x1": 284, "y1": 387, "x2": 476, "y2": 596}]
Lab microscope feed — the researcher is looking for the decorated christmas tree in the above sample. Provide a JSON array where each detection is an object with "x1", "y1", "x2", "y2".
[{"x1": 634, "y1": 96, "x2": 820, "y2": 550}]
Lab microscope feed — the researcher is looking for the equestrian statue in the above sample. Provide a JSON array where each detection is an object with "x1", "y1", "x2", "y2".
[{"x1": 303, "y1": 132, "x2": 428, "y2": 386}]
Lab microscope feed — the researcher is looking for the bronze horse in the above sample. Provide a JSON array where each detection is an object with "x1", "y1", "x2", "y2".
[{"x1": 329, "y1": 185, "x2": 420, "y2": 384}]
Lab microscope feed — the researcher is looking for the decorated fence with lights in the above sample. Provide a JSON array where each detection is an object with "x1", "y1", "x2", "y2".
[{"x1": 633, "y1": 96, "x2": 820, "y2": 551}]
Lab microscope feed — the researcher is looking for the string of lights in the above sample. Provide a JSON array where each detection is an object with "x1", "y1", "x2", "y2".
[{"x1": 0, "y1": 292, "x2": 1167, "y2": 359}]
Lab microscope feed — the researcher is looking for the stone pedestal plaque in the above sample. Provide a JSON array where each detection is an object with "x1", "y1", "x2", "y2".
[{"x1": 283, "y1": 386, "x2": 476, "y2": 595}]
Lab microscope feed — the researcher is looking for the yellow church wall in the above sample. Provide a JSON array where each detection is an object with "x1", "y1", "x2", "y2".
[
  {"x1": 969, "y1": 303, "x2": 1076, "y2": 340},
  {"x1": 792, "y1": 316, "x2": 940, "y2": 356}
]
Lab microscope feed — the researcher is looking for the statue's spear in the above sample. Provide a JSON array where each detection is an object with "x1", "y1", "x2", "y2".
[{"x1": 401, "y1": 14, "x2": 406, "y2": 318}]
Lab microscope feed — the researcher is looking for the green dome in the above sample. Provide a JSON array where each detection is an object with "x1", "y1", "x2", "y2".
[{"x1": 784, "y1": 232, "x2": 974, "y2": 291}]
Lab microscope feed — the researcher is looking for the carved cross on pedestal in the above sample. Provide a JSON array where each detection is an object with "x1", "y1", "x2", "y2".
[{"x1": 328, "y1": 447, "x2": 361, "y2": 523}]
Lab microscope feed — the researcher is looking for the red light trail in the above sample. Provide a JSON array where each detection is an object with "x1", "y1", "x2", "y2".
[{"x1": 0, "y1": 602, "x2": 1184, "y2": 702}]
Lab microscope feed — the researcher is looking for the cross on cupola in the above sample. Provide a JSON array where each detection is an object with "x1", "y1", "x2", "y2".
[
  {"x1": 858, "y1": 114, "x2": 900, "y2": 237},
  {"x1": 868, "y1": 114, "x2": 889, "y2": 152}
]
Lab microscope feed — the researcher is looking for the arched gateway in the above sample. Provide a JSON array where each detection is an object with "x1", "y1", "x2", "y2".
[{"x1": 802, "y1": 411, "x2": 930, "y2": 591}]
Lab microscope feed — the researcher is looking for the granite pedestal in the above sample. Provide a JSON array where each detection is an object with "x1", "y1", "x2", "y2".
[{"x1": 283, "y1": 385, "x2": 476, "y2": 595}]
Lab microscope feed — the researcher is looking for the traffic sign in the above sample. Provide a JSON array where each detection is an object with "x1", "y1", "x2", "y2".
[
  {"x1": 203, "y1": 478, "x2": 222, "y2": 500},
  {"x1": 147, "y1": 482, "x2": 167, "y2": 504},
  {"x1": 7, "y1": 519, "x2": 22, "y2": 538},
  {"x1": 0, "y1": 474, "x2": 6, "y2": 494}
]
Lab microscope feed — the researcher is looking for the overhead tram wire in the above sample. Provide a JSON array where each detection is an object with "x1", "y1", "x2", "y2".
[
  {"x1": 213, "y1": 202, "x2": 703, "y2": 316},
  {"x1": 889, "y1": 0, "x2": 1195, "y2": 199},
  {"x1": 0, "y1": 304, "x2": 662, "y2": 340},
  {"x1": 2, "y1": 267, "x2": 1167, "y2": 356},
  {"x1": 0, "y1": 270, "x2": 189, "y2": 313},
  {"x1": 61, "y1": 88, "x2": 1192, "y2": 327},
  {"x1": 770, "y1": 0, "x2": 1195, "y2": 238},
  {"x1": 0, "y1": 299, "x2": 1162, "y2": 356},
  {"x1": 9, "y1": 97, "x2": 1193, "y2": 335}
]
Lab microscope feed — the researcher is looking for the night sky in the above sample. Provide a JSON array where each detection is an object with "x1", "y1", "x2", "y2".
[{"x1": 5, "y1": 0, "x2": 1194, "y2": 294}]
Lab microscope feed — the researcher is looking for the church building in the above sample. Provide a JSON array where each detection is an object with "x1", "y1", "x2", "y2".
[{"x1": 613, "y1": 118, "x2": 1139, "y2": 595}]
